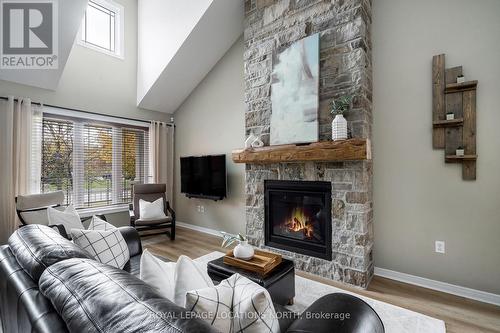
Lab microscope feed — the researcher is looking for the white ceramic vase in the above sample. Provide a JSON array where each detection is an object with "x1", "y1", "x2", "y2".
[
  {"x1": 332, "y1": 114, "x2": 348, "y2": 141},
  {"x1": 233, "y1": 240, "x2": 254, "y2": 260}
]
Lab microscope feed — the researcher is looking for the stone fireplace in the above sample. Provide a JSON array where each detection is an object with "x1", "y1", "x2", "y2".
[
  {"x1": 244, "y1": 0, "x2": 373, "y2": 287},
  {"x1": 265, "y1": 180, "x2": 332, "y2": 260}
]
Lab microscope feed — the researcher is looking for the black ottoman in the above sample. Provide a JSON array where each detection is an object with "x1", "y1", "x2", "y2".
[{"x1": 207, "y1": 256, "x2": 295, "y2": 306}]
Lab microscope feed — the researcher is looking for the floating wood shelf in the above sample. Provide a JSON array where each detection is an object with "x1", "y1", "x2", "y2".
[
  {"x1": 445, "y1": 155, "x2": 477, "y2": 162},
  {"x1": 232, "y1": 139, "x2": 371, "y2": 164},
  {"x1": 445, "y1": 80, "x2": 478, "y2": 93},
  {"x1": 432, "y1": 118, "x2": 464, "y2": 127}
]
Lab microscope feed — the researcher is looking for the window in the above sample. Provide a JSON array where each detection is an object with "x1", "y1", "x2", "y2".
[
  {"x1": 79, "y1": 0, "x2": 124, "y2": 59},
  {"x1": 40, "y1": 112, "x2": 149, "y2": 209}
]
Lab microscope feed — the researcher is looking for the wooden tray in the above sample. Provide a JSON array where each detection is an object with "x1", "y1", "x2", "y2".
[{"x1": 224, "y1": 249, "x2": 282, "y2": 276}]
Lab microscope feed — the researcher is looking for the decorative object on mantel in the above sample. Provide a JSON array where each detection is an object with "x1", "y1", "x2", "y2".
[
  {"x1": 220, "y1": 232, "x2": 254, "y2": 260},
  {"x1": 223, "y1": 249, "x2": 282, "y2": 276},
  {"x1": 232, "y1": 139, "x2": 371, "y2": 164},
  {"x1": 251, "y1": 135, "x2": 264, "y2": 148},
  {"x1": 245, "y1": 132, "x2": 258, "y2": 148},
  {"x1": 330, "y1": 95, "x2": 352, "y2": 141},
  {"x1": 432, "y1": 54, "x2": 477, "y2": 180},
  {"x1": 270, "y1": 33, "x2": 319, "y2": 145},
  {"x1": 446, "y1": 112, "x2": 455, "y2": 120}
]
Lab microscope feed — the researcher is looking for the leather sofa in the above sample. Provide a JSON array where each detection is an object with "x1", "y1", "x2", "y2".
[{"x1": 0, "y1": 225, "x2": 384, "y2": 333}]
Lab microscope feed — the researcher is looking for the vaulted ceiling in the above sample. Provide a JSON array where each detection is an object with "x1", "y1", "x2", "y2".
[{"x1": 136, "y1": 0, "x2": 244, "y2": 113}]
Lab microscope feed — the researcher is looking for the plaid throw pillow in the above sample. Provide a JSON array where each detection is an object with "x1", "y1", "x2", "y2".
[
  {"x1": 87, "y1": 215, "x2": 115, "y2": 231},
  {"x1": 71, "y1": 228, "x2": 130, "y2": 269},
  {"x1": 186, "y1": 274, "x2": 280, "y2": 333}
]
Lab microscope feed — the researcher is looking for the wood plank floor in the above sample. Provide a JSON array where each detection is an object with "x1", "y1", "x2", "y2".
[{"x1": 142, "y1": 227, "x2": 500, "y2": 333}]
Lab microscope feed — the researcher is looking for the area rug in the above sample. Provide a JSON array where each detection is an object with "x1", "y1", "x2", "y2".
[{"x1": 195, "y1": 252, "x2": 446, "y2": 333}]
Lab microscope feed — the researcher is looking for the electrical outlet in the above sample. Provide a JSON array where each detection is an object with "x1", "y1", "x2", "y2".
[
  {"x1": 200, "y1": 206, "x2": 205, "y2": 213},
  {"x1": 435, "y1": 241, "x2": 445, "y2": 254},
  {"x1": 196, "y1": 205, "x2": 201, "y2": 212}
]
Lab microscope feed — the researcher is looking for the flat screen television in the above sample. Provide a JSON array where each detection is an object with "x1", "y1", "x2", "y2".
[{"x1": 180, "y1": 154, "x2": 226, "y2": 200}]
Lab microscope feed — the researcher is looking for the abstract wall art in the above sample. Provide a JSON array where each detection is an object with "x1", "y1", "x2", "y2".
[{"x1": 270, "y1": 33, "x2": 319, "y2": 145}]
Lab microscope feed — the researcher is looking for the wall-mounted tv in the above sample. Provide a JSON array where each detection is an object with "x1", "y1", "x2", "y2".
[{"x1": 180, "y1": 154, "x2": 226, "y2": 201}]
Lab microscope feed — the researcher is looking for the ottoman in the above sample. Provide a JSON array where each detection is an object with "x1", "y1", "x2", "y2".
[{"x1": 207, "y1": 256, "x2": 295, "y2": 306}]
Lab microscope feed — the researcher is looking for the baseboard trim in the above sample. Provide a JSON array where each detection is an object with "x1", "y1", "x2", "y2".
[
  {"x1": 176, "y1": 221, "x2": 222, "y2": 238},
  {"x1": 176, "y1": 221, "x2": 500, "y2": 306},
  {"x1": 374, "y1": 267, "x2": 500, "y2": 306}
]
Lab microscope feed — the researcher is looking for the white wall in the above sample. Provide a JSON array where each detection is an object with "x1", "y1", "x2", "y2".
[
  {"x1": 137, "y1": 0, "x2": 212, "y2": 104},
  {"x1": 173, "y1": 37, "x2": 245, "y2": 235},
  {"x1": 373, "y1": 0, "x2": 500, "y2": 294},
  {"x1": 0, "y1": 0, "x2": 169, "y2": 123}
]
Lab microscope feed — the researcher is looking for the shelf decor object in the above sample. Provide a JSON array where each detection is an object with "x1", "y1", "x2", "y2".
[{"x1": 432, "y1": 54, "x2": 477, "y2": 180}]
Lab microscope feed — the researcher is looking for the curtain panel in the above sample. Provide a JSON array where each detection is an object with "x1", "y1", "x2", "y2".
[
  {"x1": 0, "y1": 97, "x2": 42, "y2": 244},
  {"x1": 149, "y1": 121, "x2": 174, "y2": 206}
]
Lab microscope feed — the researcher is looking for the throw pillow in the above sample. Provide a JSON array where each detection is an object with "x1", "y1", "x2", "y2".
[
  {"x1": 174, "y1": 255, "x2": 214, "y2": 307},
  {"x1": 139, "y1": 253, "x2": 214, "y2": 307},
  {"x1": 139, "y1": 198, "x2": 167, "y2": 220},
  {"x1": 47, "y1": 205, "x2": 84, "y2": 234},
  {"x1": 140, "y1": 249, "x2": 176, "y2": 300},
  {"x1": 71, "y1": 228, "x2": 130, "y2": 269},
  {"x1": 87, "y1": 215, "x2": 116, "y2": 231},
  {"x1": 186, "y1": 274, "x2": 280, "y2": 333}
]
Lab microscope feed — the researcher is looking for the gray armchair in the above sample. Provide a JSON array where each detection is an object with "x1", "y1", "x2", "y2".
[
  {"x1": 15, "y1": 191, "x2": 105, "y2": 239},
  {"x1": 129, "y1": 184, "x2": 175, "y2": 240},
  {"x1": 15, "y1": 191, "x2": 68, "y2": 237}
]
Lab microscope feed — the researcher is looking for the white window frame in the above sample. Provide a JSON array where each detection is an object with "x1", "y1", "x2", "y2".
[
  {"x1": 77, "y1": 0, "x2": 125, "y2": 59},
  {"x1": 40, "y1": 107, "x2": 149, "y2": 216}
]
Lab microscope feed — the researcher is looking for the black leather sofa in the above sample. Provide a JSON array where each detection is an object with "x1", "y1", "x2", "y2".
[{"x1": 0, "y1": 225, "x2": 384, "y2": 333}]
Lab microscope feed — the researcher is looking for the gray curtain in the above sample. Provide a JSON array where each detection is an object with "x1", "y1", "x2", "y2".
[{"x1": 149, "y1": 121, "x2": 175, "y2": 206}]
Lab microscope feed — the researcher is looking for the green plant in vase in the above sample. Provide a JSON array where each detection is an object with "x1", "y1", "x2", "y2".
[
  {"x1": 330, "y1": 95, "x2": 352, "y2": 141},
  {"x1": 220, "y1": 231, "x2": 254, "y2": 260}
]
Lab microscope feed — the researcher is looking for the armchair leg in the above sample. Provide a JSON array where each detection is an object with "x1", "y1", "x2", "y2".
[{"x1": 170, "y1": 221, "x2": 175, "y2": 241}]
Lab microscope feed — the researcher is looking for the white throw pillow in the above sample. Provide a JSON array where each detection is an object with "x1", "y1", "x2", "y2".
[
  {"x1": 140, "y1": 249, "x2": 176, "y2": 300},
  {"x1": 87, "y1": 215, "x2": 116, "y2": 231},
  {"x1": 47, "y1": 205, "x2": 84, "y2": 234},
  {"x1": 139, "y1": 198, "x2": 167, "y2": 220},
  {"x1": 71, "y1": 228, "x2": 130, "y2": 269},
  {"x1": 186, "y1": 274, "x2": 280, "y2": 333},
  {"x1": 174, "y1": 255, "x2": 214, "y2": 307},
  {"x1": 139, "y1": 253, "x2": 214, "y2": 307}
]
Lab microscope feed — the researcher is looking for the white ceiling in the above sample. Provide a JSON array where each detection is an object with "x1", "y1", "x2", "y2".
[
  {"x1": 0, "y1": 0, "x2": 88, "y2": 90},
  {"x1": 137, "y1": 0, "x2": 244, "y2": 113}
]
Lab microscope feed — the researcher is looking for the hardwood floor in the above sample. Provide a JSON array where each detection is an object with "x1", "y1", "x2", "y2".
[{"x1": 143, "y1": 226, "x2": 500, "y2": 333}]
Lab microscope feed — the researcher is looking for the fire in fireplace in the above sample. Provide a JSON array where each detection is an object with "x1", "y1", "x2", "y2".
[{"x1": 265, "y1": 180, "x2": 332, "y2": 260}]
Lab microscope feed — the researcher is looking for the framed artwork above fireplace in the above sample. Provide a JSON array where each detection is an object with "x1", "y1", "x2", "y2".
[{"x1": 270, "y1": 33, "x2": 319, "y2": 145}]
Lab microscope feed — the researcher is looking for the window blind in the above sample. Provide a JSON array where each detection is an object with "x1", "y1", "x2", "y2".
[{"x1": 40, "y1": 113, "x2": 149, "y2": 209}]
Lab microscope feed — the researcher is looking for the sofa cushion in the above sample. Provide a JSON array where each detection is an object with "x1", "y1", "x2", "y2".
[
  {"x1": 87, "y1": 215, "x2": 116, "y2": 231},
  {"x1": 47, "y1": 205, "x2": 84, "y2": 234},
  {"x1": 135, "y1": 216, "x2": 172, "y2": 226},
  {"x1": 39, "y1": 258, "x2": 217, "y2": 333},
  {"x1": 71, "y1": 228, "x2": 130, "y2": 269},
  {"x1": 0, "y1": 245, "x2": 68, "y2": 333},
  {"x1": 186, "y1": 273, "x2": 280, "y2": 333},
  {"x1": 8, "y1": 225, "x2": 93, "y2": 282}
]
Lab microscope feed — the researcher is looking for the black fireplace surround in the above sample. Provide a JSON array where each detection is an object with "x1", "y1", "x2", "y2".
[{"x1": 265, "y1": 180, "x2": 332, "y2": 260}]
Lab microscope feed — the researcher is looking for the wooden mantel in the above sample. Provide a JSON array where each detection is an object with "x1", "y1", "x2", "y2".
[{"x1": 232, "y1": 139, "x2": 371, "y2": 164}]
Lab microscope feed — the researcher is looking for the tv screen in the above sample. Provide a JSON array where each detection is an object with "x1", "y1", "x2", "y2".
[{"x1": 180, "y1": 155, "x2": 226, "y2": 199}]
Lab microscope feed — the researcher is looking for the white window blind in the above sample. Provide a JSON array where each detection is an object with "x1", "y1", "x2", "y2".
[{"x1": 40, "y1": 113, "x2": 149, "y2": 209}]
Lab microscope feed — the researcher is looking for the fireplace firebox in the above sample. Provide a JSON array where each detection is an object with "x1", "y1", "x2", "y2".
[{"x1": 264, "y1": 180, "x2": 332, "y2": 260}]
